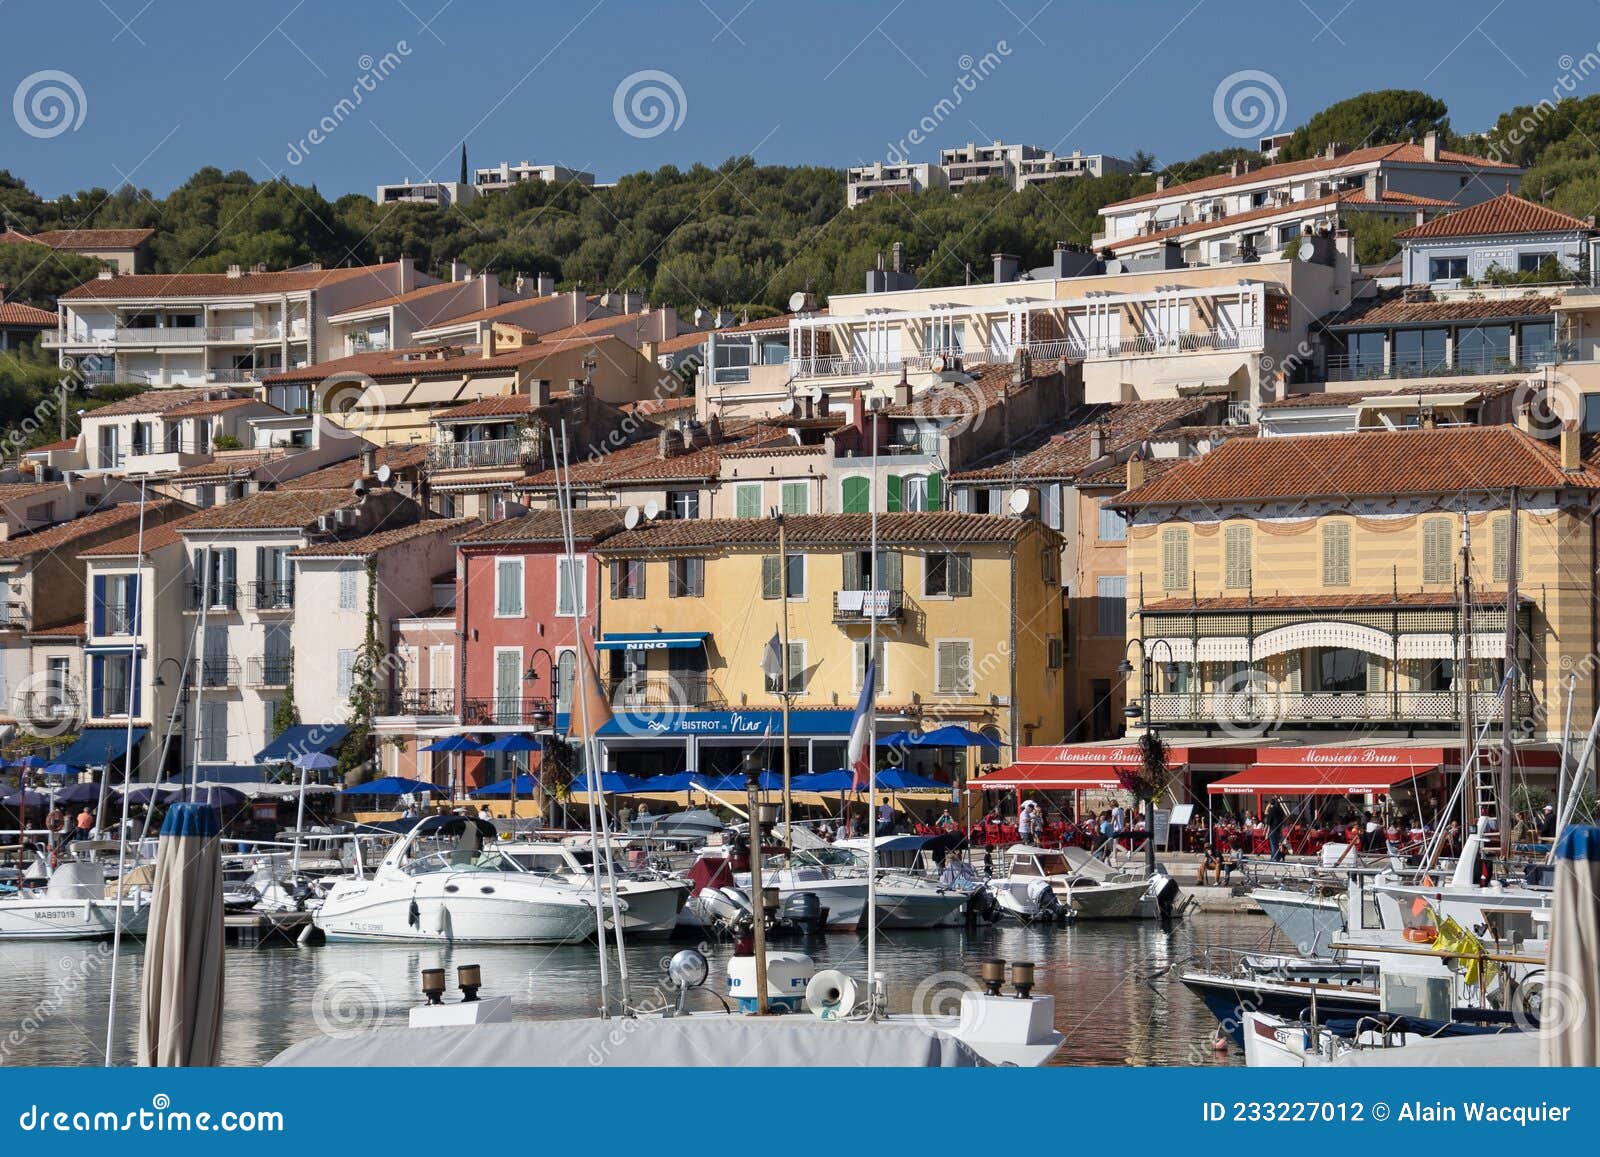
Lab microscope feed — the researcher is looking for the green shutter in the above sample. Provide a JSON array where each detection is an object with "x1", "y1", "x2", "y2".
[
  {"x1": 781, "y1": 481, "x2": 807, "y2": 515},
  {"x1": 885, "y1": 474, "x2": 903, "y2": 512},
  {"x1": 1423, "y1": 518, "x2": 1451, "y2": 584},
  {"x1": 841, "y1": 476, "x2": 868, "y2": 513},
  {"x1": 925, "y1": 472, "x2": 942, "y2": 511},
  {"x1": 736, "y1": 485, "x2": 760, "y2": 519},
  {"x1": 761, "y1": 555, "x2": 780, "y2": 599},
  {"x1": 1161, "y1": 528, "x2": 1188, "y2": 591},
  {"x1": 881, "y1": 550, "x2": 902, "y2": 592},
  {"x1": 1225, "y1": 525, "x2": 1251, "y2": 589},
  {"x1": 842, "y1": 552, "x2": 861, "y2": 591}
]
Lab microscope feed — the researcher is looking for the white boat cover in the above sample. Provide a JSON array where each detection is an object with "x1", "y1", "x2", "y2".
[
  {"x1": 1545, "y1": 826, "x2": 1600, "y2": 1066},
  {"x1": 269, "y1": 1015, "x2": 983, "y2": 1067},
  {"x1": 1331, "y1": 1033, "x2": 1539, "y2": 1067}
]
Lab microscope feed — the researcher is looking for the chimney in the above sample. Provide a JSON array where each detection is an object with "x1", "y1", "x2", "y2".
[
  {"x1": 361, "y1": 447, "x2": 377, "y2": 475},
  {"x1": 449, "y1": 260, "x2": 470, "y2": 282},
  {"x1": 397, "y1": 254, "x2": 415, "y2": 292},
  {"x1": 1422, "y1": 130, "x2": 1440, "y2": 162},
  {"x1": 642, "y1": 339, "x2": 658, "y2": 365},
  {"x1": 481, "y1": 274, "x2": 496, "y2": 309},
  {"x1": 893, "y1": 369, "x2": 912, "y2": 407},
  {"x1": 1155, "y1": 174, "x2": 1167, "y2": 191},
  {"x1": 850, "y1": 388, "x2": 866, "y2": 433},
  {"x1": 1324, "y1": 141, "x2": 1341, "y2": 160},
  {"x1": 1125, "y1": 455, "x2": 1145, "y2": 490},
  {"x1": 705, "y1": 413, "x2": 723, "y2": 444},
  {"x1": 483, "y1": 326, "x2": 498, "y2": 359},
  {"x1": 226, "y1": 264, "x2": 243, "y2": 279},
  {"x1": 1363, "y1": 170, "x2": 1382, "y2": 201},
  {"x1": 657, "y1": 428, "x2": 683, "y2": 460},
  {"x1": 1561, "y1": 422, "x2": 1582, "y2": 472},
  {"x1": 891, "y1": 241, "x2": 905, "y2": 274},
  {"x1": 535, "y1": 272, "x2": 556, "y2": 296},
  {"x1": 1230, "y1": 159, "x2": 1243, "y2": 178}
]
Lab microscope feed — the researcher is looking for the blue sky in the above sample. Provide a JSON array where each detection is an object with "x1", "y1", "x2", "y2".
[{"x1": 0, "y1": 0, "x2": 1593, "y2": 198}]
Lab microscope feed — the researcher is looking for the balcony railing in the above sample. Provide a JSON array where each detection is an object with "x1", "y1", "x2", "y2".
[
  {"x1": 428, "y1": 437, "x2": 541, "y2": 472},
  {"x1": 1144, "y1": 689, "x2": 1530, "y2": 726},
  {"x1": 384, "y1": 687, "x2": 458, "y2": 717},
  {"x1": 247, "y1": 656, "x2": 292, "y2": 688},
  {"x1": 23, "y1": 690, "x2": 82, "y2": 728},
  {"x1": 252, "y1": 580, "x2": 295, "y2": 611},
  {"x1": 602, "y1": 673, "x2": 723, "y2": 710},
  {"x1": 189, "y1": 657, "x2": 241, "y2": 689},
  {"x1": 460, "y1": 695, "x2": 553, "y2": 726},
  {"x1": 832, "y1": 589, "x2": 905, "y2": 622},
  {"x1": 185, "y1": 582, "x2": 238, "y2": 612},
  {"x1": 1324, "y1": 349, "x2": 1553, "y2": 383}
]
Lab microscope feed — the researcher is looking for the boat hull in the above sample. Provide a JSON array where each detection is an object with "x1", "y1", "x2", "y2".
[
  {"x1": 314, "y1": 879, "x2": 595, "y2": 945},
  {"x1": 1180, "y1": 969, "x2": 1379, "y2": 1047},
  {"x1": 0, "y1": 898, "x2": 149, "y2": 941}
]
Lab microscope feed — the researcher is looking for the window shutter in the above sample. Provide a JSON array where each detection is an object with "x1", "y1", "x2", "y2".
[
  {"x1": 131, "y1": 654, "x2": 141, "y2": 718},
  {"x1": 128, "y1": 575, "x2": 141, "y2": 636},
  {"x1": 255, "y1": 545, "x2": 266, "y2": 594},
  {"x1": 885, "y1": 474, "x2": 903, "y2": 512},
  {"x1": 1423, "y1": 518, "x2": 1451, "y2": 584},
  {"x1": 781, "y1": 482, "x2": 807, "y2": 515},
  {"x1": 841, "y1": 477, "x2": 868, "y2": 513},
  {"x1": 1322, "y1": 523, "x2": 1350, "y2": 586},
  {"x1": 1365, "y1": 656, "x2": 1384, "y2": 693},
  {"x1": 1225, "y1": 525, "x2": 1251, "y2": 588},
  {"x1": 761, "y1": 555, "x2": 780, "y2": 599},
  {"x1": 951, "y1": 553, "x2": 972, "y2": 597},
  {"x1": 1491, "y1": 515, "x2": 1510, "y2": 582},
  {"x1": 90, "y1": 656, "x2": 104, "y2": 718},
  {"x1": 632, "y1": 559, "x2": 645, "y2": 599},
  {"x1": 787, "y1": 643, "x2": 806, "y2": 692},
  {"x1": 1161, "y1": 528, "x2": 1188, "y2": 590},
  {"x1": 841, "y1": 552, "x2": 860, "y2": 591},
  {"x1": 925, "y1": 472, "x2": 942, "y2": 511},
  {"x1": 222, "y1": 548, "x2": 236, "y2": 589},
  {"x1": 736, "y1": 485, "x2": 759, "y2": 518},
  {"x1": 668, "y1": 560, "x2": 681, "y2": 598},
  {"x1": 881, "y1": 550, "x2": 902, "y2": 592},
  {"x1": 609, "y1": 560, "x2": 623, "y2": 599},
  {"x1": 92, "y1": 575, "x2": 106, "y2": 636}
]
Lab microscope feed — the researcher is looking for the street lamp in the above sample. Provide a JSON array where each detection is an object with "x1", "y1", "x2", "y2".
[
  {"x1": 1121, "y1": 638, "x2": 1178, "y2": 876},
  {"x1": 520, "y1": 647, "x2": 559, "y2": 822}
]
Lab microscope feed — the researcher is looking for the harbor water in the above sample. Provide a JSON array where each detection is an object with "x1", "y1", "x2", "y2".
[{"x1": 0, "y1": 913, "x2": 1266, "y2": 1066}]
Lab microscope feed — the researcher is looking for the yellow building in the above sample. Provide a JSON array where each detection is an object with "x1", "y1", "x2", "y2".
[
  {"x1": 1112, "y1": 425, "x2": 1600, "y2": 761},
  {"x1": 591, "y1": 512, "x2": 1065, "y2": 778}
]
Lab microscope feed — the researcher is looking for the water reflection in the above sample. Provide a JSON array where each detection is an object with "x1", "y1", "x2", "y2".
[{"x1": 0, "y1": 915, "x2": 1262, "y2": 1067}]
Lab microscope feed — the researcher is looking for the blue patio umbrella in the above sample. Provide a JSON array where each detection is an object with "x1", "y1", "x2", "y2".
[
  {"x1": 568, "y1": 771, "x2": 646, "y2": 794},
  {"x1": 7, "y1": 755, "x2": 49, "y2": 770},
  {"x1": 289, "y1": 752, "x2": 339, "y2": 771},
  {"x1": 39, "y1": 762, "x2": 78, "y2": 778},
  {"x1": 881, "y1": 725, "x2": 1000, "y2": 749},
  {"x1": 53, "y1": 782, "x2": 104, "y2": 804},
  {"x1": 478, "y1": 735, "x2": 542, "y2": 753},
  {"x1": 421, "y1": 736, "x2": 483, "y2": 752},
  {"x1": 470, "y1": 773, "x2": 540, "y2": 798},
  {"x1": 0, "y1": 788, "x2": 47, "y2": 807},
  {"x1": 187, "y1": 786, "x2": 246, "y2": 809},
  {"x1": 793, "y1": 769, "x2": 858, "y2": 792},
  {"x1": 339, "y1": 776, "x2": 448, "y2": 797},
  {"x1": 876, "y1": 767, "x2": 949, "y2": 791},
  {"x1": 124, "y1": 786, "x2": 172, "y2": 805}
]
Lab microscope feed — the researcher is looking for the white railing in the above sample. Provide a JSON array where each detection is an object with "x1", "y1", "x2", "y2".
[
  {"x1": 789, "y1": 328, "x2": 1264, "y2": 377},
  {"x1": 1146, "y1": 689, "x2": 1521, "y2": 725},
  {"x1": 52, "y1": 324, "x2": 286, "y2": 346},
  {"x1": 428, "y1": 437, "x2": 540, "y2": 471}
]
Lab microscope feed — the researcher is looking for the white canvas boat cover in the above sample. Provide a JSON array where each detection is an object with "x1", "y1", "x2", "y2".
[
  {"x1": 1332, "y1": 1033, "x2": 1538, "y2": 1067},
  {"x1": 269, "y1": 1015, "x2": 983, "y2": 1067}
]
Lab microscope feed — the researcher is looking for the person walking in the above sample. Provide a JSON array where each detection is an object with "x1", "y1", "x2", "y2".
[
  {"x1": 1265, "y1": 797, "x2": 1288, "y2": 862},
  {"x1": 1017, "y1": 799, "x2": 1038, "y2": 844},
  {"x1": 74, "y1": 807, "x2": 94, "y2": 842}
]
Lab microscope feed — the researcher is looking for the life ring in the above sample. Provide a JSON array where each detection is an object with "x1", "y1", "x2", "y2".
[{"x1": 1403, "y1": 926, "x2": 1438, "y2": 944}]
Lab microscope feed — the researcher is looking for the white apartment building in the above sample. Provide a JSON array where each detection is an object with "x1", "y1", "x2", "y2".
[
  {"x1": 845, "y1": 162, "x2": 948, "y2": 208},
  {"x1": 1096, "y1": 134, "x2": 1523, "y2": 267},
  {"x1": 46, "y1": 259, "x2": 438, "y2": 389},
  {"x1": 174, "y1": 487, "x2": 418, "y2": 772},
  {"x1": 473, "y1": 160, "x2": 595, "y2": 192},
  {"x1": 939, "y1": 141, "x2": 1134, "y2": 192},
  {"x1": 327, "y1": 267, "x2": 531, "y2": 358},
  {"x1": 375, "y1": 179, "x2": 476, "y2": 206}
]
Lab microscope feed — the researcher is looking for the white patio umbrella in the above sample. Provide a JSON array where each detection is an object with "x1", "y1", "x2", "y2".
[
  {"x1": 1543, "y1": 825, "x2": 1600, "y2": 1066},
  {"x1": 137, "y1": 802, "x2": 225, "y2": 1066}
]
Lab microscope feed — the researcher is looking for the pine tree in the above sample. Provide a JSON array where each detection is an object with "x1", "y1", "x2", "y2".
[{"x1": 459, "y1": 143, "x2": 468, "y2": 186}]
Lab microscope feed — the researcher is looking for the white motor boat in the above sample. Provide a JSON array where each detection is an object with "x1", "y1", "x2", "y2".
[
  {"x1": 986, "y1": 845, "x2": 1151, "y2": 921},
  {"x1": 498, "y1": 839, "x2": 688, "y2": 937},
  {"x1": 314, "y1": 816, "x2": 598, "y2": 945},
  {"x1": 0, "y1": 860, "x2": 149, "y2": 941}
]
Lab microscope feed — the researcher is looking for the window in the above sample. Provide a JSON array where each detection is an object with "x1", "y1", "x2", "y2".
[
  {"x1": 1097, "y1": 502, "x2": 1127, "y2": 542},
  {"x1": 840, "y1": 476, "x2": 869, "y2": 513},
  {"x1": 610, "y1": 558, "x2": 646, "y2": 599},
  {"x1": 98, "y1": 654, "x2": 132, "y2": 716},
  {"x1": 494, "y1": 648, "x2": 523, "y2": 722},
  {"x1": 1041, "y1": 547, "x2": 1059, "y2": 585},
  {"x1": 712, "y1": 340, "x2": 752, "y2": 384},
  {"x1": 1492, "y1": 513, "x2": 1523, "y2": 583},
  {"x1": 338, "y1": 565, "x2": 360, "y2": 611},
  {"x1": 1038, "y1": 483, "x2": 1060, "y2": 529},
  {"x1": 1520, "y1": 321, "x2": 1554, "y2": 365},
  {"x1": 935, "y1": 640, "x2": 975, "y2": 695},
  {"x1": 494, "y1": 557, "x2": 524, "y2": 616},
  {"x1": 766, "y1": 641, "x2": 807, "y2": 693},
  {"x1": 1457, "y1": 324, "x2": 1512, "y2": 370},
  {"x1": 853, "y1": 639, "x2": 887, "y2": 692},
  {"x1": 886, "y1": 473, "x2": 944, "y2": 513},
  {"x1": 1393, "y1": 328, "x2": 1448, "y2": 375},
  {"x1": 734, "y1": 483, "x2": 762, "y2": 519},
  {"x1": 924, "y1": 551, "x2": 972, "y2": 597},
  {"x1": 97, "y1": 574, "x2": 139, "y2": 636},
  {"x1": 200, "y1": 701, "x2": 228, "y2": 762},
  {"x1": 842, "y1": 550, "x2": 901, "y2": 592},
  {"x1": 666, "y1": 490, "x2": 700, "y2": 519},
  {"x1": 336, "y1": 650, "x2": 355, "y2": 699},
  {"x1": 901, "y1": 475, "x2": 930, "y2": 512},
  {"x1": 264, "y1": 622, "x2": 291, "y2": 684},
  {"x1": 1322, "y1": 522, "x2": 1351, "y2": 586},
  {"x1": 555, "y1": 649, "x2": 576, "y2": 712},
  {"x1": 1096, "y1": 575, "x2": 1127, "y2": 636},
  {"x1": 668, "y1": 556, "x2": 704, "y2": 598},
  {"x1": 761, "y1": 554, "x2": 804, "y2": 599},
  {"x1": 429, "y1": 645, "x2": 454, "y2": 695},
  {"x1": 780, "y1": 481, "x2": 808, "y2": 515},
  {"x1": 1224, "y1": 525, "x2": 1252, "y2": 589},
  {"x1": 1047, "y1": 637, "x2": 1064, "y2": 669},
  {"x1": 1311, "y1": 647, "x2": 1370, "y2": 694},
  {"x1": 1429, "y1": 255, "x2": 1468, "y2": 281},
  {"x1": 1161, "y1": 527, "x2": 1189, "y2": 591},
  {"x1": 1518, "y1": 251, "x2": 1557, "y2": 274},
  {"x1": 1422, "y1": 517, "x2": 1453, "y2": 584},
  {"x1": 556, "y1": 556, "x2": 585, "y2": 616}
]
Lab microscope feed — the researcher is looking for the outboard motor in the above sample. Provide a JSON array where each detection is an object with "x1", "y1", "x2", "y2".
[
  {"x1": 965, "y1": 886, "x2": 1001, "y2": 926},
  {"x1": 782, "y1": 891, "x2": 824, "y2": 935},
  {"x1": 1151, "y1": 871, "x2": 1181, "y2": 919}
]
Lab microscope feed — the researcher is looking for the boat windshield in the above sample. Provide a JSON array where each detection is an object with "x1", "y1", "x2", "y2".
[
  {"x1": 795, "y1": 848, "x2": 863, "y2": 869},
  {"x1": 1011, "y1": 853, "x2": 1072, "y2": 877},
  {"x1": 401, "y1": 849, "x2": 527, "y2": 877}
]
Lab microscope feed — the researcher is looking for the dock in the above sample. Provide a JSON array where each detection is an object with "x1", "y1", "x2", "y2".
[{"x1": 224, "y1": 910, "x2": 320, "y2": 947}]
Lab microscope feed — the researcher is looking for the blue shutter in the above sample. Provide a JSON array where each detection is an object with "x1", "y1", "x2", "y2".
[
  {"x1": 92, "y1": 575, "x2": 106, "y2": 636},
  {"x1": 128, "y1": 575, "x2": 141, "y2": 636},
  {"x1": 131, "y1": 653, "x2": 141, "y2": 718},
  {"x1": 90, "y1": 656, "x2": 104, "y2": 718}
]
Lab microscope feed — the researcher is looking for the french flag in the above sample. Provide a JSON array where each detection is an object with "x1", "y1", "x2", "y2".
[{"x1": 848, "y1": 660, "x2": 876, "y2": 791}]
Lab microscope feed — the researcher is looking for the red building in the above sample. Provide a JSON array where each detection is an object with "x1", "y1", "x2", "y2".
[{"x1": 454, "y1": 509, "x2": 625, "y2": 788}]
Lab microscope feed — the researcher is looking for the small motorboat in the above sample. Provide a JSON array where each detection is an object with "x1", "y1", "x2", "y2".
[
  {"x1": 0, "y1": 859, "x2": 149, "y2": 941},
  {"x1": 498, "y1": 839, "x2": 689, "y2": 937},
  {"x1": 986, "y1": 845, "x2": 1150, "y2": 921}
]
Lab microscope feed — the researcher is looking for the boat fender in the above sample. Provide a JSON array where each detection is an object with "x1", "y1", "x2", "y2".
[
  {"x1": 407, "y1": 898, "x2": 420, "y2": 928},
  {"x1": 433, "y1": 904, "x2": 451, "y2": 937}
]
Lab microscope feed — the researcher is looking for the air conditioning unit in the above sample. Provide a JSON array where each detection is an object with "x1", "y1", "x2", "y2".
[
  {"x1": 335, "y1": 507, "x2": 358, "y2": 527},
  {"x1": 315, "y1": 514, "x2": 334, "y2": 533}
]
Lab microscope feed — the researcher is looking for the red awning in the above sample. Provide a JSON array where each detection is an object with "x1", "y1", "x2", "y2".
[
  {"x1": 967, "y1": 763, "x2": 1129, "y2": 791},
  {"x1": 1207, "y1": 761, "x2": 1440, "y2": 796}
]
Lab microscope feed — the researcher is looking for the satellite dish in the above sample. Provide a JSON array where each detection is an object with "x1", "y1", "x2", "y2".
[
  {"x1": 693, "y1": 307, "x2": 705, "y2": 325},
  {"x1": 805, "y1": 970, "x2": 859, "y2": 1020},
  {"x1": 806, "y1": 385, "x2": 824, "y2": 404},
  {"x1": 1296, "y1": 237, "x2": 1316, "y2": 262},
  {"x1": 375, "y1": 463, "x2": 393, "y2": 484},
  {"x1": 779, "y1": 397, "x2": 797, "y2": 416},
  {"x1": 930, "y1": 354, "x2": 947, "y2": 373},
  {"x1": 599, "y1": 291, "x2": 613, "y2": 307},
  {"x1": 1008, "y1": 489, "x2": 1033, "y2": 515},
  {"x1": 623, "y1": 505, "x2": 641, "y2": 530},
  {"x1": 643, "y1": 499, "x2": 661, "y2": 521},
  {"x1": 788, "y1": 290, "x2": 809, "y2": 312}
]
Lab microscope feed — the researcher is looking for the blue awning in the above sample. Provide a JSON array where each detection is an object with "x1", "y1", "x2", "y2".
[
  {"x1": 595, "y1": 632, "x2": 708, "y2": 651},
  {"x1": 56, "y1": 726, "x2": 148, "y2": 768},
  {"x1": 597, "y1": 709, "x2": 854, "y2": 738},
  {"x1": 256, "y1": 723, "x2": 350, "y2": 764}
]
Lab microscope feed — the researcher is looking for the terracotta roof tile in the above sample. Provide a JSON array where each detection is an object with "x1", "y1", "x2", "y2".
[
  {"x1": 1324, "y1": 292, "x2": 1559, "y2": 327},
  {"x1": 433, "y1": 393, "x2": 545, "y2": 420},
  {"x1": 600, "y1": 512, "x2": 1060, "y2": 554},
  {"x1": 260, "y1": 333, "x2": 628, "y2": 385},
  {"x1": 80, "y1": 386, "x2": 248, "y2": 419},
  {"x1": 290, "y1": 518, "x2": 472, "y2": 557},
  {"x1": 521, "y1": 422, "x2": 783, "y2": 488},
  {"x1": 949, "y1": 397, "x2": 1226, "y2": 482},
  {"x1": 61, "y1": 262, "x2": 402, "y2": 301},
  {"x1": 1103, "y1": 142, "x2": 1518, "y2": 211},
  {"x1": 26, "y1": 618, "x2": 86, "y2": 638},
  {"x1": 0, "y1": 482, "x2": 66, "y2": 503},
  {"x1": 30, "y1": 228, "x2": 154, "y2": 249},
  {"x1": 80, "y1": 511, "x2": 209, "y2": 556},
  {"x1": 1116, "y1": 426, "x2": 1600, "y2": 508},
  {"x1": 1103, "y1": 189, "x2": 1455, "y2": 252},
  {"x1": 0, "y1": 501, "x2": 185, "y2": 560},
  {"x1": 1394, "y1": 193, "x2": 1593, "y2": 239},
  {"x1": 159, "y1": 396, "x2": 270, "y2": 418},
  {"x1": 279, "y1": 445, "x2": 427, "y2": 489},
  {"x1": 0, "y1": 301, "x2": 57, "y2": 327},
  {"x1": 175, "y1": 488, "x2": 360, "y2": 532},
  {"x1": 456, "y1": 508, "x2": 626, "y2": 545},
  {"x1": 879, "y1": 361, "x2": 1043, "y2": 417},
  {"x1": 171, "y1": 451, "x2": 294, "y2": 483}
]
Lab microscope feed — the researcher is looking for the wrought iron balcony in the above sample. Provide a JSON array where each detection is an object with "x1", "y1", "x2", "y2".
[
  {"x1": 247, "y1": 656, "x2": 292, "y2": 688},
  {"x1": 601, "y1": 673, "x2": 723, "y2": 710},
  {"x1": 832, "y1": 589, "x2": 904, "y2": 622},
  {"x1": 428, "y1": 437, "x2": 542, "y2": 472},
  {"x1": 188, "y1": 657, "x2": 241, "y2": 689},
  {"x1": 185, "y1": 582, "x2": 237, "y2": 612},
  {"x1": 460, "y1": 695, "x2": 553, "y2": 726},
  {"x1": 252, "y1": 579, "x2": 295, "y2": 611},
  {"x1": 384, "y1": 687, "x2": 458, "y2": 717}
]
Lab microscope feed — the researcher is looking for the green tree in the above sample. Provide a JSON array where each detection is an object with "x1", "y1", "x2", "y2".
[
  {"x1": 338, "y1": 558, "x2": 387, "y2": 782},
  {"x1": 1277, "y1": 90, "x2": 1451, "y2": 160}
]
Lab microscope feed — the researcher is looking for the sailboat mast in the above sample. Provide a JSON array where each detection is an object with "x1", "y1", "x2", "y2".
[
  {"x1": 1499, "y1": 486, "x2": 1519, "y2": 861},
  {"x1": 1459, "y1": 514, "x2": 1476, "y2": 833},
  {"x1": 866, "y1": 409, "x2": 880, "y2": 1016},
  {"x1": 778, "y1": 511, "x2": 792, "y2": 863}
]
